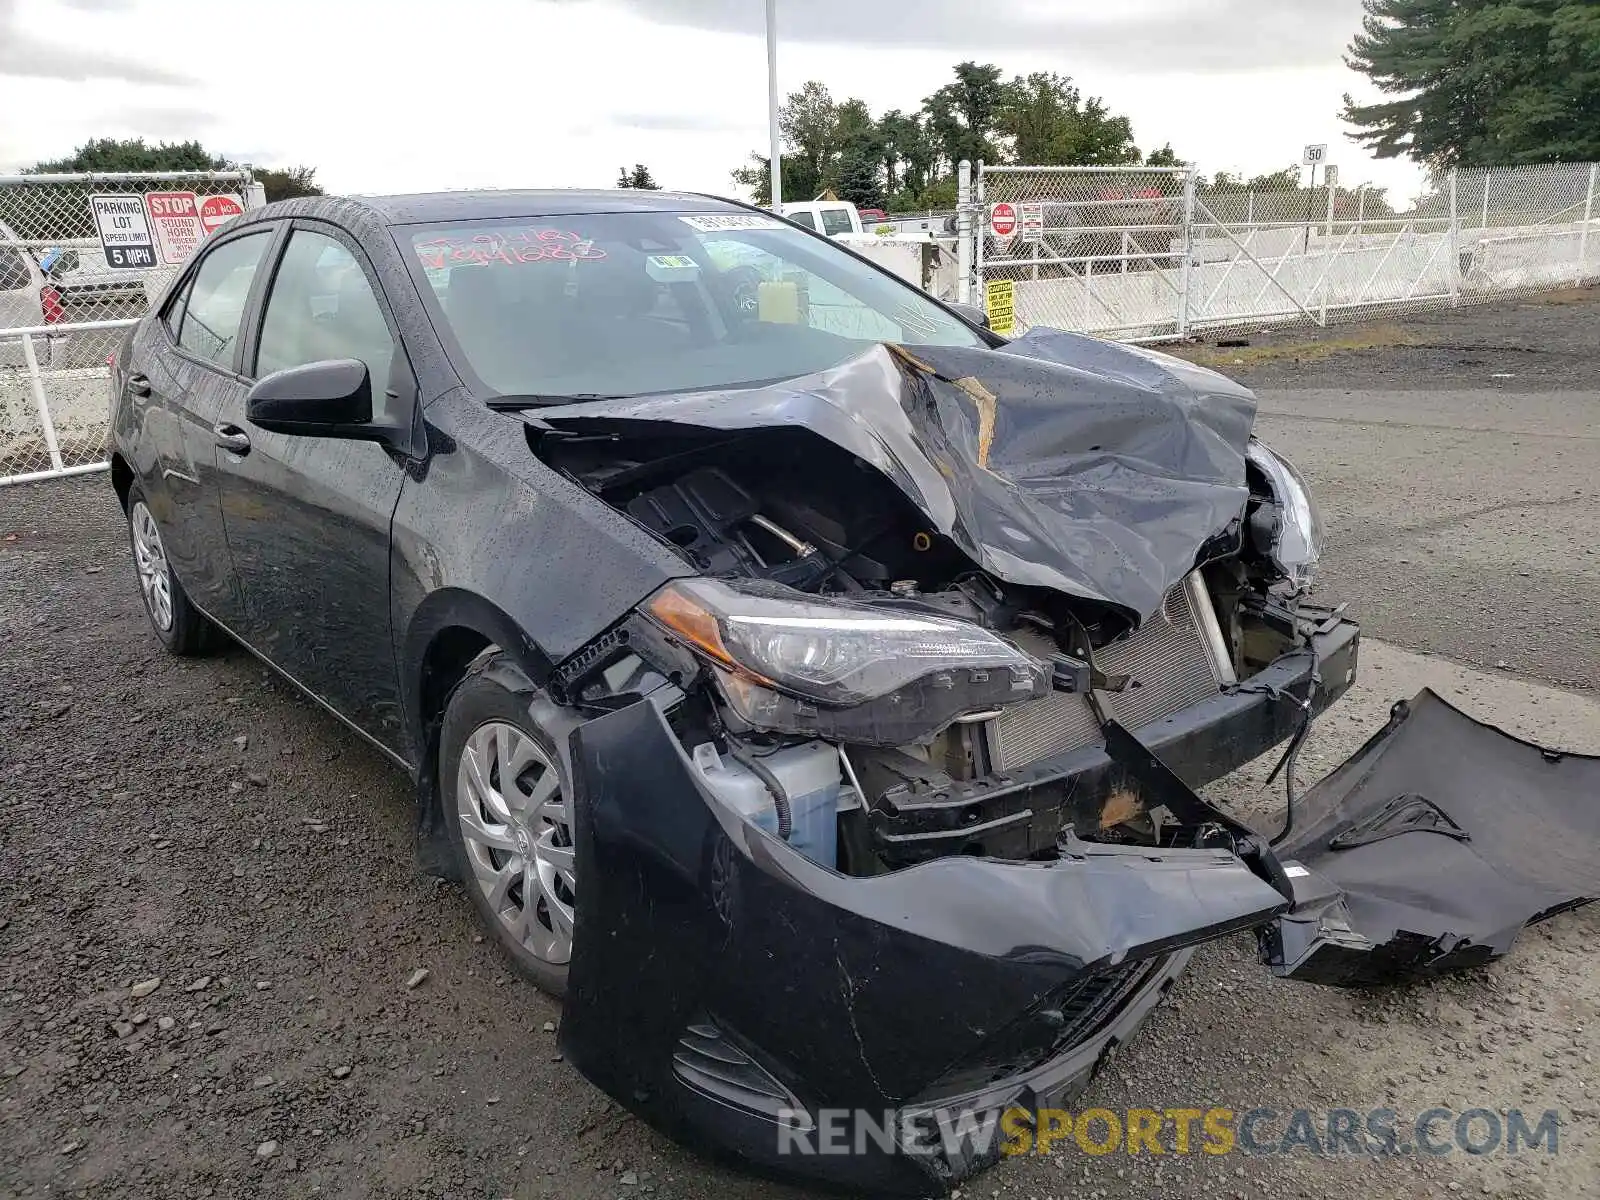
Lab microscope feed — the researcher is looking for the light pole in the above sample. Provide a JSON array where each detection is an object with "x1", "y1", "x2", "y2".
[{"x1": 765, "y1": 0, "x2": 782, "y2": 211}]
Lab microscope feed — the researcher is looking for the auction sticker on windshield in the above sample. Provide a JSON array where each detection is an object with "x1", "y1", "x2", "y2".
[
  {"x1": 88, "y1": 195, "x2": 157, "y2": 269},
  {"x1": 680, "y1": 214, "x2": 783, "y2": 232}
]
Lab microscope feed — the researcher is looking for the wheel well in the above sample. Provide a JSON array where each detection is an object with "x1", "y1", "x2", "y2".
[
  {"x1": 110, "y1": 454, "x2": 133, "y2": 511},
  {"x1": 419, "y1": 626, "x2": 495, "y2": 735}
]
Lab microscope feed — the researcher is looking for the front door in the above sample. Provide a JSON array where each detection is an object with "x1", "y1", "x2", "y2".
[{"x1": 213, "y1": 223, "x2": 413, "y2": 752}]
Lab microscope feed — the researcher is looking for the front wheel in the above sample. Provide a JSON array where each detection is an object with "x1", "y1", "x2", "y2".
[{"x1": 440, "y1": 663, "x2": 577, "y2": 998}]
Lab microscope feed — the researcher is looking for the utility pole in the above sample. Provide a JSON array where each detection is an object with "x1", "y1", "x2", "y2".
[{"x1": 766, "y1": 0, "x2": 782, "y2": 211}]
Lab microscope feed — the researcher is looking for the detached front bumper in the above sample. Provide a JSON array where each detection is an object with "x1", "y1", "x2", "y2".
[{"x1": 557, "y1": 693, "x2": 1294, "y2": 1194}]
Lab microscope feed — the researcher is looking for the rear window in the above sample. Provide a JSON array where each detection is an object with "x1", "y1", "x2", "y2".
[
  {"x1": 0, "y1": 245, "x2": 30, "y2": 292},
  {"x1": 405, "y1": 211, "x2": 982, "y2": 403}
]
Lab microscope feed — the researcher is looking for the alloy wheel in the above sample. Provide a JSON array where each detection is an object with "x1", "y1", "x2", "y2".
[
  {"x1": 455, "y1": 721, "x2": 576, "y2": 965},
  {"x1": 131, "y1": 501, "x2": 174, "y2": 632}
]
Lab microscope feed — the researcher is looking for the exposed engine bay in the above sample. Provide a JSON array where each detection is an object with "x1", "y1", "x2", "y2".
[{"x1": 536, "y1": 422, "x2": 1320, "y2": 876}]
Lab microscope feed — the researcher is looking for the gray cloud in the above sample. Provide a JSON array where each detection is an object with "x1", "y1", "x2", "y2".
[
  {"x1": 0, "y1": 0, "x2": 193, "y2": 85},
  {"x1": 612, "y1": 112, "x2": 751, "y2": 134},
  {"x1": 557, "y1": 0, "x2": 1362, "y2": 73}
]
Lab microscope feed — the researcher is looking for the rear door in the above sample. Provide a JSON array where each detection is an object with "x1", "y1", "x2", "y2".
[
  {"x1": 213, "y1": 221, "x2": 413, "y2": 751},
  {"x1": 136, "y1": 227, "x2": 278, "y2": 628}
]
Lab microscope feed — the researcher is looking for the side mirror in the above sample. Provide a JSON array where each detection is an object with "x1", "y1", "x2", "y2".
[
  {"x1": 948, "y1": 301, "x2": 991, "y2": 330},
  {"x1": 247, "y1": 359, "x2": 373, "y2": 436}
]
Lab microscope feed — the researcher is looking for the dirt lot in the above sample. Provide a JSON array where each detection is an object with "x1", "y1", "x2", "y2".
[{"x1": 3, "y1": 292, "x2": 1599, "y2": 1199}]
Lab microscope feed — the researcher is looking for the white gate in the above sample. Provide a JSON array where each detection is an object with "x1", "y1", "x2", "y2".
[
  {"x1": 966, "y1": 161, "x2": 1600, "y2": 343},
  {"x1": 1, "y1": 170, "x2": 260, "y2": 486}
]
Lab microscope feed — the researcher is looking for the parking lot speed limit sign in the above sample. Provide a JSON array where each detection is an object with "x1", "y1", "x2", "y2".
[{"x1": 89, "y1": 195, "x2": 157, "y2": 269}]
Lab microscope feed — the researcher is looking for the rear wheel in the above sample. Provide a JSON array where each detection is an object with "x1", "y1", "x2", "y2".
[
  {"x1": 441, "y1": 664, "x2": 576, "y2": 998},
  {"x1": 125, "y1": 484, "x2": 221, "y2": 656}
]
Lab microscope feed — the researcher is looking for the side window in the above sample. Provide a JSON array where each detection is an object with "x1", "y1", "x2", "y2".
[
  {"x1": 178, "y1": 232, "x2": 271, "y2": 368},
  {"x1": 0, "y1": 245, "x2": 30, "y2": 292},
  {"x1": 820, "y1": 208, "x2": 855, "y2": 237},
  {"x1": 787, "y1": 211, "x2": 818, "y2": 232},
  {"x1": 255, "y1": 230, "x2": 398, "y2": 420},
  {"x1": 161, "y1": 274, "x2": 194, "y2": 340}
]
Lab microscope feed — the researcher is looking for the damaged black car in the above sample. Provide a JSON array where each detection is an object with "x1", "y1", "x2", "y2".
[{"x1": 108, "y1": 189, "x2": 1402, "y2": 1193}]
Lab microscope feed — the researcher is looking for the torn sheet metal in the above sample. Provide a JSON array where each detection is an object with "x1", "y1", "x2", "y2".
[
  {"x1": 1264, "y1": 689, "x2": 1600, "y2": 986},
  {"x1": 528, "y1": 330, "x2": 1257, "y2": 627}
]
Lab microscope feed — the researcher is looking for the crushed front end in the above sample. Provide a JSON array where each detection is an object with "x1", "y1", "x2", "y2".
[{"x1": 514, "y1": 339, "x2": 1366, "y2": 1192}]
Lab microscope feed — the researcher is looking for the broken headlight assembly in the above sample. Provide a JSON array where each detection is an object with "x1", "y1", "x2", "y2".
[
  {"x1": 645, "y1": 578, "x2": 1050, "y2": 745},
  {"x1": 1247, "y1": 440, "x2": 1324, "y2": 592}
]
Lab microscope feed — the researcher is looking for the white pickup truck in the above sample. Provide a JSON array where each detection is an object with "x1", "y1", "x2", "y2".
[{"x1": 779, "y1": 200, "x2": 866, "y2": 238}]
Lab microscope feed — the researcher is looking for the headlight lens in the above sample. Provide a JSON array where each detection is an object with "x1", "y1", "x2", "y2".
[
  {"x1": 646, "y1": 578, "x2": 1043, "y2": 708},
  {"x1": 1247, "y1": 440, "x2": 1324, "y2": 590}
]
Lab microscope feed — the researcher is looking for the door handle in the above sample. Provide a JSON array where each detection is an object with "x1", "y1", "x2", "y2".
[
  {"x1": 214, "y1": 423, "x2": 252, "y2": 456},
  {"x1": 127, "y1": 373, "x2": 152, "y2": 398}
]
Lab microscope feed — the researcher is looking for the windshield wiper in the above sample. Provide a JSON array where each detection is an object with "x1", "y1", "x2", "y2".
[{"x1": 487, "y1": 394, "x2": 628, "y2": 411}]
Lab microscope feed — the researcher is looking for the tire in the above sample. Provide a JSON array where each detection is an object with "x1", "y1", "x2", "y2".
[
  {"x1": 440, "y1": 662, "x2": 577, "y2": 998},
  {"x1": 125, "y1": 483, "x2": 221, "y2": 656}
]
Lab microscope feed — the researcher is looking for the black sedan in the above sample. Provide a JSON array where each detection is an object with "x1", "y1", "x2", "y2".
[{"x1": 109, "y1": 189, "x2": 1359, "y2": 1193}]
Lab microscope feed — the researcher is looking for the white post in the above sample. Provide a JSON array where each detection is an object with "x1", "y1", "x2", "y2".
[
  {"x1": 957, "y1": 159, "x2": 973, "y2": 305},
  {"x1": 1326, "y1": 177, "x2": 1337, "y2": 238},
  {"x1": 1481, "y1": 169, "x2": 1490, "y2": 230},
  {"x1": 1247, "y1": 192, "x2": 1254, "y2": 226},
  {"x1": 1448, "y1": 168, "x2": 1461, "y2": 305},
  {"x1": 20, "y1": 333, "x2": 64, "y2": 474},
  {"x1": 1579, "y1": 163, "x2": 1597, "y2": 283},
  {"x1": 243, "y1": 180, "x2": 267, "y2": 211},
  {"x1": 1357, "y1": 186, "x2": 1366, "y2": 235},
  {"x1": 765, "y1": 0, "x2": 782, "y2": 211},
  {"x1": 1178, "y1": 168, "x2": 1196, "y2": 338}
]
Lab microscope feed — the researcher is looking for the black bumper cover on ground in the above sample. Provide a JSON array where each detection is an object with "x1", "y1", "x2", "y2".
[{"x1": 1264, "y1": 688, "x2": 1600, "y2": 986}]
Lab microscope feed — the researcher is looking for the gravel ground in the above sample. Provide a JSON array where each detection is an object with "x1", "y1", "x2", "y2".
[{"x1": 3, "y1": 295, "x2": 1599, "y2": 1199}]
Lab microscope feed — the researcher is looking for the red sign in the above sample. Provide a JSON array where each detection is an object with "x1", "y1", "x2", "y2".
[
  {"x1": 200, "y1": 194, "x2": 244, "y2": 234},
  {"x1": 144, "y1": 191, "x2": 204, "y2": 266},
  {"x1": 989, "y1": 202, "x2": 1018, "y2": 239}
]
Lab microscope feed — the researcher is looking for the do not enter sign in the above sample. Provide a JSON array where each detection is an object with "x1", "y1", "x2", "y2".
[
  {"x1": 989, "y1": 202, "x2": 1018, "y2": 239},
  {"x1": 200, "y1": 194, "x2": 244, "y2": 234}
]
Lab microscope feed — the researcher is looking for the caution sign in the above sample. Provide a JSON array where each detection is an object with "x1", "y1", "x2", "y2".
[
  {"x1": 984, "y1": 278, "x2": 1016, "y2": 336},
  {"x1": 144, "y1": 191, "x2": 206, "y2": 266},
  {"x1": 88, "y1": 195, "x2": 157, "y2": 269}
]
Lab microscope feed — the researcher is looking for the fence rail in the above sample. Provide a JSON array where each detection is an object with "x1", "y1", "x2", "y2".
[
  {"x1": 2, "y1": 170, "x2": 258, "y2": 486},
  {"x1": 966, "y1": 161, "x2": 1600, "y2": 342}
]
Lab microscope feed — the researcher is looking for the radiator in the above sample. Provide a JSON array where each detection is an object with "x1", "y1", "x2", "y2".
[{"x1": 987, "y1": 574, "x2": 1233, "y2": 772}]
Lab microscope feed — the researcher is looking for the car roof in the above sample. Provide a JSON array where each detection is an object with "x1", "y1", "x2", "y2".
[{"x1": 253, "y1": 189, "x2": 752, "y2": 226}]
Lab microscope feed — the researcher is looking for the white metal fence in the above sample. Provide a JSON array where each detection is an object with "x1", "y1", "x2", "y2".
[
  {"x1": 1, "y1": 170, "x2": 259, "y2": 486},
  {"x1": 967, "y1": 161, "x2": 1600, "y2": 342}
]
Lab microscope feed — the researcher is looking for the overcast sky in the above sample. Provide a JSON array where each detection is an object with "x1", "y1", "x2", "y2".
[{"x1": 0, "y1": 0, "x2": 1428, "y2": 204}]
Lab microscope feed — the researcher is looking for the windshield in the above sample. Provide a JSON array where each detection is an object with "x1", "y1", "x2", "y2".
[{"x1": 403, "y1": 211, "x2": 984, "y2": 402}]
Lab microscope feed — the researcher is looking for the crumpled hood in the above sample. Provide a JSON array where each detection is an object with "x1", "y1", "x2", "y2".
[{"x1": 527, "y1": 328, "x2": 1258, "y2": 624}]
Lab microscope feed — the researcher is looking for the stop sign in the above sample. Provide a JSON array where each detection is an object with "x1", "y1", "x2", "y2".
[
  {"x1": 989, "y1": 202, "x2": 1018, "y2": 238},
  {"x1": 199, "y1": 194, "x2": 244, "y2": 234}
]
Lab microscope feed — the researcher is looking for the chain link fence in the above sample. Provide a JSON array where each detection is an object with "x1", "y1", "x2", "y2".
[
  {"x1": 1, "y1": 170, "x2": 257, "y2": 485},
  {"x1": 970, "y1": 161, "x2": 1600, "y2": 342}
]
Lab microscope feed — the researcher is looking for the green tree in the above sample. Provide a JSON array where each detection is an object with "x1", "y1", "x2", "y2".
[
  {"x1": 997, "y1": 72, "x2": 1140, "y2": 166},
  {"x1": 1144, "y1": 144, "x2": 1185, "y2": 168},
  {"x1": 616, "y1": 164, "x2": 660, "y2": 189},
  {"x1": 1342, "y1": 0, "x2": 1600, "y2": 166},
  {"x1": 255, "y1": 166, "x2": 324, "y2": 203},
  {"x1": 923, "y1": 61, "x2": 1006, "y2": 169},
  {"x1": 28, "y1": 137, "x2": 323, "y2": 203},
  {"x1": 729, "y1": 153, "x2": 772, "y2": 206},
  {"x1": 29, "y1": 137, "x2": 227, "y2": 173}
]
